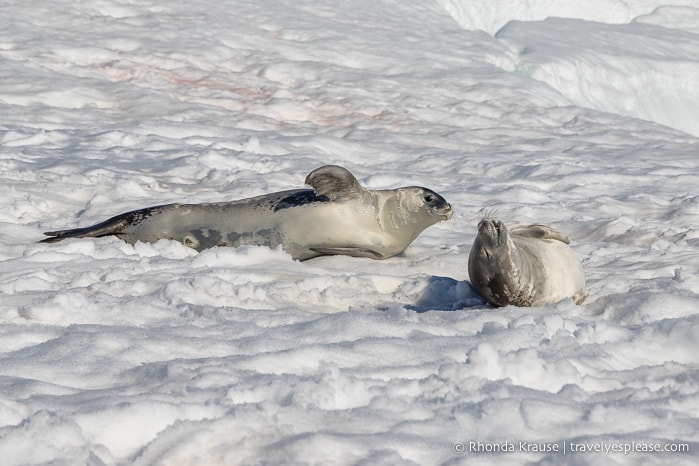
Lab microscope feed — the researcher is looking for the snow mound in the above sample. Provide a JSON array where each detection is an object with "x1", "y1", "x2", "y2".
[
  {"x1": 437, "y1": 1, "x2": 699, "y2": 135},
  {"x1": 495, "y1": 14, "x2": 699, "y2": 136},
  {"x1": 438, "y1": 0, "x2": 695, "y2": 35}
]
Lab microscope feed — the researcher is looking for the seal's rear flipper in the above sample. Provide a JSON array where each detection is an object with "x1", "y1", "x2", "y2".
[
  {"x1": 41, "y1": 215, "x2": 133, "y2": 243},
  {"x1": 40, "y1": 204, "x2": 172, "y2": 244}
]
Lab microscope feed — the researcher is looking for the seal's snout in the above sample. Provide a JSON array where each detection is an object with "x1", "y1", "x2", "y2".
[
  {"x1": 422, "y1": 189, "x2": 452, "y2": 220},
  {"x1": 440, "y1": 202, "x2": 453, "y2": 220},
  {"x1": 477, "y1": 218, "x2": 506, "y2": 247},
  {"x1": 477, "y1": 218, "x2": 496, "y2": 236}
]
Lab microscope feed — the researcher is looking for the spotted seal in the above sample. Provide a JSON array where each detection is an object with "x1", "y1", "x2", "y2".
[
  {"x1": 41, "y1": 165, "x2": 453, "y2": 261},
  {"x1": 468, "y1": 217, "x2": 586, "y2": 306}
]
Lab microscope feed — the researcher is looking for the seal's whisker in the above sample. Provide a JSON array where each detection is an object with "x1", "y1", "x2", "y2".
[{"x1": 481, "y1": 208, "x2": 500, "y2": 221}]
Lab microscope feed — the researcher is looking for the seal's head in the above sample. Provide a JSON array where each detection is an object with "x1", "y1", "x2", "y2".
[
  {"x1": 412, "y1": 187, "x2": 453, "y2": 221},
  {"x1": 384, "y1": 186, "x2": 452, "y2": 234},
  {"x1": 468, "y1": 216, "x2": 521, "y2": 307}
]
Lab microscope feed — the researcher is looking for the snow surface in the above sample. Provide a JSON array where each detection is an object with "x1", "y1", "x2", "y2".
[{"x1": 1, "y1": 0, "x2": 698, "y2": 465}]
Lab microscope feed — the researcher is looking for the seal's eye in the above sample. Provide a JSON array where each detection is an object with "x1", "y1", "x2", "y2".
[{"x1": 423, "y1": 193, "x2": 436, "y2": 204}]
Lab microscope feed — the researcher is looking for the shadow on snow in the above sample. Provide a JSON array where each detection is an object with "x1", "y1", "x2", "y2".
[{"x1": 408, "y1": 276, "x2": 486, "y2": 313}]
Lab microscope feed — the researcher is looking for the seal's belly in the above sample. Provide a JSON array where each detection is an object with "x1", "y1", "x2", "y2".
[
  {"x1": 517, "y1": 238, "x2": 585, "y2": 306},
  {"x1": 277, "y1": 203, "x2": 396, "y2": 260}
]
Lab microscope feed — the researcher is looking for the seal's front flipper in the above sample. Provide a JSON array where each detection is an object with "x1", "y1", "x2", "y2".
[
  {"x1": 309, "y1": 247, "x2": 385, "y2": 260},
  {"x1": 40, "y1": 204, "x2": 172, "y2": 244},
  {"x1": 572, "y1": 290, "x2": 588, "y2": 305}
]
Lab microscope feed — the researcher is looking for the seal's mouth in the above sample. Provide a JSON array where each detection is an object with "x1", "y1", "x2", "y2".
[{"x1": 437, "y1": 203, "x2": 453, "y2": 220}]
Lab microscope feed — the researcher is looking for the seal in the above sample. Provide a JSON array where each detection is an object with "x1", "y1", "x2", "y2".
[
  {"x1": 40, "y1": 165, "x2": 453, "y2": 261},
  {"x1": 468, "y1": 216, "x2": 586, "y2": 307}
]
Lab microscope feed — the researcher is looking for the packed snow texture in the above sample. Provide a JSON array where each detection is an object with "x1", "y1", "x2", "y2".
[{"x1": 1, "y1": 0, "x2": 698, "y2": 465}]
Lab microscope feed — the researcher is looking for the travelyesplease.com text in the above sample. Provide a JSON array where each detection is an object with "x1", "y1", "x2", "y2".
[{"x1": 453, "y1": 440, "x2": 690, "y2": 455}]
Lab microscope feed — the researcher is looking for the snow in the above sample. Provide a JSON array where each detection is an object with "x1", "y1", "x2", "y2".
[{"x1": 1, "y1": 0, "x2": 698, "y2": 465}]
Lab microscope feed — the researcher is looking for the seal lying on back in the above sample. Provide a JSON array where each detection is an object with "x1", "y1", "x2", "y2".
[
  {"x1": 41, "y1": 165, "x2": 453, "y2": 261},
  {"x1": 468, "y1": 217, "x2": 586, "y2": 307}
]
